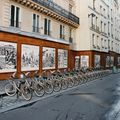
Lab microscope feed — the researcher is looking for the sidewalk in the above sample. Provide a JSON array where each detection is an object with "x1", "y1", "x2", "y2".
[
  {"x1": 0, "y1": 73, "x2": 114, "y2": 114},
  {"x1": 0, "y1": 80, "x2": 8, "y2": 96},
  {"x1": 0, "y1": 79, "x2": 91, "y2": 113}
]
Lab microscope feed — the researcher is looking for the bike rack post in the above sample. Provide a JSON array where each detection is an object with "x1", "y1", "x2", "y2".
[{"x1": 16, "y1": 90, "x2": 19, "y2": 100}]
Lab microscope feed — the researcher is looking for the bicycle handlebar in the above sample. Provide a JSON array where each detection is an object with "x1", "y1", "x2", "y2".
[{"x1": 10, "y1": 72, "x2": 17, "y2": 79}]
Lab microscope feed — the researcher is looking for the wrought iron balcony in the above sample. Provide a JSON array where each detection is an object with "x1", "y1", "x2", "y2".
[{"x1": 32, "y1": 0, "x2": 79, "y2": 25}]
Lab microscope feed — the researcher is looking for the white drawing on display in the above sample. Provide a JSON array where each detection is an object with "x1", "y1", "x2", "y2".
[
  {"x1": 21, "y1": 44, "x2": 39, "y2": 71},
  {"x1": 80, "y1": 55, "x2": 89, "y2": 68},
  {"x1": 94, "y1": 55, "x2": 100, "y2": 68},
  {"x1": 42, "y1": 47, "x2": 55, "y2": 69},
  {"x1": 58, "y1": 49, "x2": 68, "y2": 68},
  {"x1": 0, "y1": 41, "x2": 17, "y2": 73}
]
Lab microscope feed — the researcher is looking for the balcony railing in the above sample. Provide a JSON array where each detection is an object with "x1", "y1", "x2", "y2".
[
  {"x1": 69, "y1": 37, "x2": 73, "y2": 43},
  {"x1": 96, "y1": 26, "x2": 99, "y2": 32},
  {"x1": 60, "y1": 34, "x2": 65, "y2": 39},
  {"x1": 32, "y1": 0, "x2": 79, "y2": 25},
  {"x1": 32, "y1": 26, "x2": 40, "y2": 33},
  {"x1": 10, "y1": 20, "x2": 21, "y2": 28}
]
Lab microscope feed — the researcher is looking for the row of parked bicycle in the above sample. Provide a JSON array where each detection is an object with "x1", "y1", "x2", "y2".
[{"x1": 5, "y1": 67, "x2": 112, "y2": 101}]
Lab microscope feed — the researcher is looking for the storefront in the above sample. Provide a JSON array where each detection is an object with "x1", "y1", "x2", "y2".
[{"x1": 0, "y1": 32, "x2": 70, "y2": 80}]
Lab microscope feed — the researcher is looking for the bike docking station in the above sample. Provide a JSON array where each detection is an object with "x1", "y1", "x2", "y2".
[{"x1": 0, "y1": 68, "x2": 112, "y2": 113}]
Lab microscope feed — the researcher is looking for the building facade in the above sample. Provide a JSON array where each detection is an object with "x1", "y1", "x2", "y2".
[
  {"x1": 73, "y1": 0, "x2": 120, "y2": 69},
  {"x1": 0, "y1": 0, "x2": 120, "y2": 79}
]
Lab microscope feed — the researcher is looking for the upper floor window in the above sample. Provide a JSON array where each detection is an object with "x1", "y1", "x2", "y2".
[
  {"x1": 69, "y1": 28, "x2": 73, "y2": 43},
  {"x1": 108, "y1": 22, "x2": 110, "y2": 33},
  {"x1": 33, "y1": 14, "x2": 39, "y2": 32},
  {"x1": 100, "y1": 6, "x2": 102, "y2": 14},
  {"x1": 69, "y1": 4, "x2": 73, "y2": 13},
  {"x1": 92, "y1": 34, "x2": 95, "y2": 46},
  {"x1": 108, "y1": 40, "x2": 110, "y2": 49},
  {"x1": 60, "y1": 25, "x2": 65, "y2": 39},
  {"x1": 103, "y1": 8, "x2": 106, "y2": 15},
  {"x1": 101, "y1": 38, "x2": 104, "y2": 48},
  {"x1": 10, "y1": 5, "x2": 20, "y2": 28},
  {"x1": 96, "y1": 17, "x2": 98, "y2": 27},
  {"x1": 93, "y1": 0, "x2": 96, "y2": 9},
  {"x1": 111, "y1": 9, "x2": 113, "y2": 19},
  {"x1": 44, "y1": 18, "x2": 51, "y2": 36},
  {"x1": 104, "y1": 23, "x2": 106, "y2": 33},
  {"x1": 101, "y1": 21, "x2": 103, "y2": 32}
]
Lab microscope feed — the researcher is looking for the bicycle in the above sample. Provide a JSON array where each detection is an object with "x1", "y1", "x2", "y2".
[
  {"x1": 5, "y1": 72, "x2": 32, "y2": 101},
  {"x1": 22, "y1": 72, "x2": 45, "y2": 97}
]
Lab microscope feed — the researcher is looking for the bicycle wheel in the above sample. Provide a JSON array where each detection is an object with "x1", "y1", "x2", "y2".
[
  {"x1": 73, "y1": 77, "x2": 79, "y2": 86},
  {"x1": 53, "y1": 80, "x2": 61, "y2": 92},
  {"x1": 5, "y1": 84, "x2": 16, "y2": 96},
  {"x1": 21, "y1": 85, "x2": 32, "y2": 101},
  {"x1": 61, "y1": 79, "x2": 68, "y2": 90},
  {"x1": 45, "y1": 82, "x2": 54, "y2": 94},
  {"x1": 79, "y1": 78, "x2": 83, "y2": 84},
  {"x1": 34, "y1": 84, "x2": 45, "y2": 97},
  {"x1": 67, "y1": 78, "x2": 74, "y2": 88}
]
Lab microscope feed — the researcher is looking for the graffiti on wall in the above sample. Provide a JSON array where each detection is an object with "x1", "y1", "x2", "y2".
[
  {"x1": 42, "y1": 47, "x2": 55, "y2": 69},
  {"x1": 94, "y1": 55, "x2": 100, "y2": 68},
  {"x1": 106, "y1": 56, "x2": 110, "y2": 67},
  {"x1": 80, "y1": 55, "x2": 89, "y2": 68},
  {"x1": 21, "y1": 44, "x2": 39, "y2": 71},
  {"x1": 118, "y1": 57, "x2": 120, "y2": 65},
  {"x1": 75, "y1": 56, "x2": 80, "y2": 69},
  {"x1": 58, "y1": 49, "x2": 68, "y2": 68},
  {"x1": 0, "y1": 41, "x2": 17, "y2": 73}
]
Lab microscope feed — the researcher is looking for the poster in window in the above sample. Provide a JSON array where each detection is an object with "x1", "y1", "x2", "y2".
[
  {"x1": 94, "y1": 55, "x2": 100, "y2": 68},
  {"x1": 58, "y1": 49, "x2": 68, "y2": 68},
  {"x1": 21, "y1": 44, "x2": 39, "y2": 71},
  {"x1": 118, "y1": 57, "x2": 120, "y2": 65},
  {"x1": 75, "y1": 56, "x2": 80, "y2": 69},
  {"x1": 80, "y1": 55, "x2": 89, "y2": 68},
  {"x1": 0, "y1": 41, "x2": 17, "y2": 73},
  {"x1": 42, "y1": 47, "x2": 55, "y2": 69},
  {"x1": 110, "y1": 56, "x2": 114, "y2": 67},
  {"x1": 106, "y1": 56, "x2": 110, "y2": 67}
]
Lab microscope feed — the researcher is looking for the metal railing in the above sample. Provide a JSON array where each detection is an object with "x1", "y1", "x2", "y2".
[
  {"x1": 10, "y1": 20, "x2": 21, "y2": 28},
  {"x1": 32, "y1": 0, "x2": 79, "y2": 25},
  {"x1": 32, "y1": 26, "x2": 40, "y2": 33},
  {"x1": 69, "y1": 37, "x2": 73, "y2": 43}
]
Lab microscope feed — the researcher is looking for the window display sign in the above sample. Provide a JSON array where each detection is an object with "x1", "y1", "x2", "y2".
[
  {"x1": 106, "y1": 56, "x2": 110, "y2": 67},
  {"x1": 94, "y1": 55, "x2": 100, "y2": 68},
  {"x1": 42, "y1": 47, "x2": 55, "y2": 69},
  {"x1": 75, "y1": 56, "x2": 80, "y2": 69},
  {"x1": 110, "y1": 56, "x2": 114, "y2": 67},
  {"x1": 21, "y1": 44, "x2": 39, "y2": 71},
  {"x1": 118, "y1": 57, "x2": 120, "y2": 65},
  {"x1": 80, "y1": 55, "x2": 89, "y2": 68},
  {"x1": 0, "y1": 41, "x2": 17, "y2": 73},
  {"x1": 58, "y1": 49, "x2": 68, "y2": 68}
]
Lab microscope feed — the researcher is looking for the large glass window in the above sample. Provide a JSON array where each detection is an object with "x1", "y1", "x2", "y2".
[
  {"x1": 33, "y1": 14, "x2": 39, "y2": 32},
  {"x1": 44, "y1": 18, "x2": 51, "y2": 36},
  {"x1": 10, "y1": 5, "x2": 20, "y2": 28},
  {"x1": 60, "y1": 25, "x2": 65, "y2": 39}
]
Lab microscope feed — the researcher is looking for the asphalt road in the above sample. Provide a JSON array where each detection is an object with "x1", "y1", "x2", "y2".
[{"x1": 0, "y1": 73, "x2": 120, "y2": 120}]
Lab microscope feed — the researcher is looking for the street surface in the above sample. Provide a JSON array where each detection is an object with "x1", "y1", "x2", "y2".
[{"x1": 0, "y1": 73, "x2": 120, "y2": 120}]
